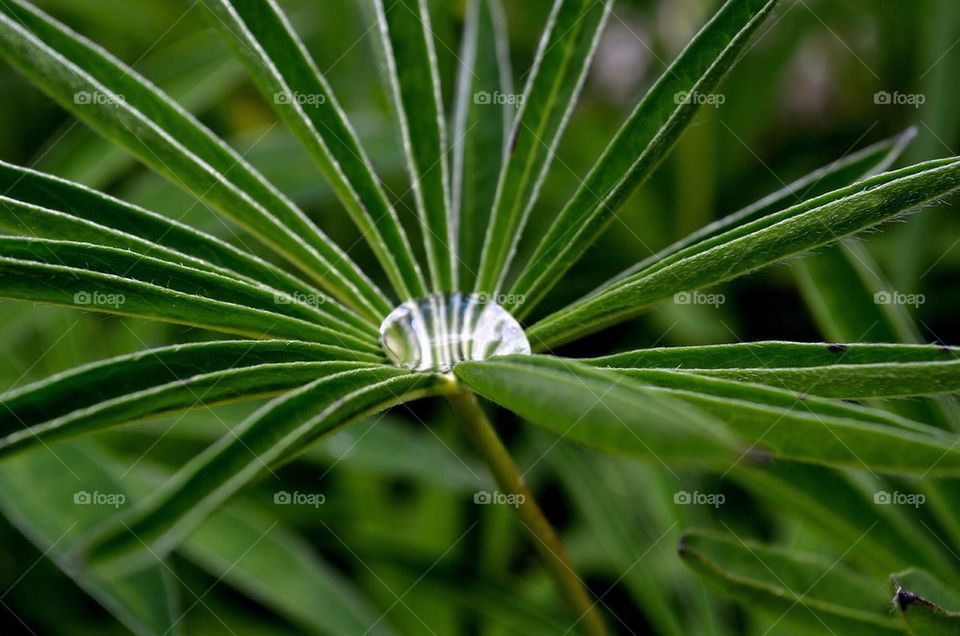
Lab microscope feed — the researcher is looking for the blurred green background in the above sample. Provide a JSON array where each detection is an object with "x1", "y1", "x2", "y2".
[{"x1": 1, "y1": 0, "x2": 958, "y2": 633}]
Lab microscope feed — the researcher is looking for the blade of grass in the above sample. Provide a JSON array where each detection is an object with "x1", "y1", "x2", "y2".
[
  {"x1": 475, "y1": 0, "x2": 611, "y2": 293},
  {"x1": 375, "y1": 0, "x2": 455, "y2": 292},
  {"x1": 198, "y1": 0, "x2": 426, "y2": 301},
  {"x1": 451, "y1": 0, "x2": 513, "y2": 290},
  {"x1": 529, "y1": 157, "x2": 960, "y2": 348},
  {"x1": 508, "y1": 0, "x2": 780, "y2": 318},
  {"x1": 0, "y1": 0, "x2": 389, "y2": 319}
]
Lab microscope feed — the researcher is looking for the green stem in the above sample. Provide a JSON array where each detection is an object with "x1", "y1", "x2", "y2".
[{"x1": 446, "y1": 388, "x2": 609, "y2": 636}]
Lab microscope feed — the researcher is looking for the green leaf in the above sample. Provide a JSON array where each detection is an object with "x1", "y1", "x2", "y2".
[
  {"x1": 508, "y1": 0, "x2": 779, "y2": 318},
  {"x1": 892, "y1": 569, "x2": 960, "y2": 635},
  {"x1": 588, "y1": 341, "x2": 960, "y2": 398},
  {"x1": 0, "y1": 442, "x2": 179, "y2": 635},
  {"x1": 679, "y1": 529, "x2": 902, "y2": 634},
  {"x1": 529, "y1": 156, "x2": 960, "y2": 347},
  {"x1": 375, "y1": 0, "x2": 455, "y2": 292},
  {"x1": 597, "y1": 127, "x2": 918, "y2": 290},
  {"x1": 474, "y1": 0, "x2": 611, "y2": 292},
  {"x1": 0, "y1": 0, "x2": 390, "y2": 319},
  {"x1": 451, "y1": 0, "x2": 513, "y2": 290},
  {"x1": 78, "y1": 367, "x2": 451, "y2": 571},
  {"x1": 454, "y1": 355, "x2": 741, "y2": 465},
  {"x1": 197, "y1": 0, "x2": 426, "y2": 301},
  {"x1": 0, "y1": 160, "x2": 369, "y2": 331},
  {"x1": 0, "y1": 341, "x2": 377, "y2": 457}
]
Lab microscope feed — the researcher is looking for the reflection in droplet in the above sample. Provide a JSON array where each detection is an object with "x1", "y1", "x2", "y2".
[{"x1": 379, "y1": 293, "x2": 531, "y2": 372}]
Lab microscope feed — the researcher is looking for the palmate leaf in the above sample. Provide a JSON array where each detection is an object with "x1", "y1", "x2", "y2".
[
  {"x1": 0, "y1": 160, "x2": 363, "y2": 327},
  {"x1": 678, "y1": 530, "x2": 902, "y2": 634},
  {"x1": 507, "y1": 0, "x2": 780, "y2": 318},
  {"x1": 0, "y1": 0, "x2": 390, "y2": 319},
  {"x1": 474, "y1": 0, "x2": 611, "y2": 293},
  {"x1": 79, "y1": 367, "x2": 452, "y2": 571},
  {"x1": 588, "y1": 342, "x2": 960, "y2": 398},
  {"x1": 530, "y1": 156, "x2": 960, "y2": 348},
  {"x1": 374, "y1": 0, "x2": 455, "y2": 292},
  {"x1": 597, "y1": 127, "x2": 918, "y2": 290},
  {"x1": 0, "y1": 239, "x2": 378, "y2": 351},
  {"x1": 451, "y1": 0, "x2": 512, "y2": 290},
  {"x1": 197, "y1": 0, "x2": 426, "y2": 301}
]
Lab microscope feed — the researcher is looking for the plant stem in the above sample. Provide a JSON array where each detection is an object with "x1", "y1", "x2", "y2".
[{"x1": 446, "y1": 388, "x2": 609, "y2": 636}]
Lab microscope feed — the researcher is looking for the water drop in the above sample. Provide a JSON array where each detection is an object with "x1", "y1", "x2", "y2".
[{"x1": 379, "y1": 293, "x2": 531, "y2": 372}]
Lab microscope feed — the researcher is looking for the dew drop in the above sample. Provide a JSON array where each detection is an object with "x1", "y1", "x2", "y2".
[{"x1": 379, "y1": 293, "x2": 531, "y2": 372}]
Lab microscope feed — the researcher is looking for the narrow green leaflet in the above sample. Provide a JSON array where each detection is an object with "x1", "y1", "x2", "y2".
[
  {"x1": 892, "y1": 569, "x2": 960, "y2": 635},
  {"x1": 597, "y1": 127, "x2": 918, "y2": 290},
  {"x1": 79, "y1": 367, "x2": 451, "y2": 570},
  {"x1": 530, "y1": 157, "x2": 960, "y2": 347},
  {"x1": 0, "y1": 0, "x2": 390, "y2": 319},
  {"x1": 588, "y1": 341, "x2": 960, "y2": 398},
  {"x1": 375, "y1": 0, "x2": 455, "y2": 292},
  {"x1": 451, "y1": 0, "x2": 513, "y2": 290},
  {"x1": 0, "y1": 442, "x2": 180, "y2": 635},
  {"x1": 0, "y1": 241, "x2": 377, "y2": 350},
  {"x1": 508, "y1": 0, "x2": 779, "y2": 318},
  {"x1": 679, "y1": 530, "x2": 902, "y2": 634},
  {"x1": 454, "y1": 355, "x2": 742, "y2": 465},
  {"x1": 0, "y1": 161, "x2": 370, "y2": 332},
  {"x1": 198, "y1": 0, "x2": 426, "y2": 301},
  {"x1": 475, "y1": 0, "x2": 611, "y2": 292}
]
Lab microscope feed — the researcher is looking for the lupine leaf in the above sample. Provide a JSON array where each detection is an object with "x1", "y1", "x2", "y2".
[
  {"x1": 597, "y1": 127, "x2": 918, "y2": 291},
  {"x1": 529, "y1": 157, "x2": 960, "y2": 347},
  {"x1": 588, "y1": 341, "x2": 960, "y2": 398},
  {"x1": 475, "y1": 0, "x2": 611, "y2": 293},
  {"x1": 0, "y1": 0, "x2": 390, "y2": 319},
  {"x1": 375, "y1": 0, "x2": 455, "y2": 292},
  {"x1": 198, "y1": 0, "x2": 426, "y2": 301},
  {"x1": 451, "y1": 0, "x2": 513, "y2": 290},
  {"x1": 508, "y1": 0, "x2": 780, "y2": 318},
  {"x1": 679, "y1": 530, "x2": 902, "y2": 634},
  {"x1": 78, "y1": 367, "x2": 451, "y2": 571}
]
